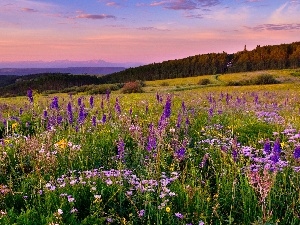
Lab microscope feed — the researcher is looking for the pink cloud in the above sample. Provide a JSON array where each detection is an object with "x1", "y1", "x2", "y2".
[{"x1": 76, "y1": 14, "x2": 116, "y2": 19}]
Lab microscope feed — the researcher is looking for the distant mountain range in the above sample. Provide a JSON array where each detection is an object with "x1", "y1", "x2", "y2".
[
  {"x1": 0, "y1": 60, "x2": 142, "y2": 68},
  {"x1": 0, "y1": 67, "x2": 126, "y2": 76},
  {"x1": 0, "y1": 59, "x2": 143, "y2": 76}
]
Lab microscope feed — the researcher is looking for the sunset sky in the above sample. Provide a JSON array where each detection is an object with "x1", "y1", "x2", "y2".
[{"x1": 0, "y1": 0, "x2": 299, "y2": 65}]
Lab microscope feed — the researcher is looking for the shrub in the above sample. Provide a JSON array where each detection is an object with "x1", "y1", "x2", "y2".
[
  {"x1": 160, "y1": 82, "x2": 169, "y2": 86},
  {"x1": 253, "y1": 74, "x2": 280, "y2": 85},
  {"x1": 198, "y1": 78, "x2": 211, "y2": 85},
  {"x1": 121, "y1": 81, "x2": 143, "y2": 93}
]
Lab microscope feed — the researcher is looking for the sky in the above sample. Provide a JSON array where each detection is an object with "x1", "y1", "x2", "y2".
[{"x1": 0, "y1": 0, "x2": 300, "y2": 65}]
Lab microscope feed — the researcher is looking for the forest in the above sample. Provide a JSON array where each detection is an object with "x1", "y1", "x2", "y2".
[{"x1": 102, "y1": 41, "x2": 300, "y2": 83}]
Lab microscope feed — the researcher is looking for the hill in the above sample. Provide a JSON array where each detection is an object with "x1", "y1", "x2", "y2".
[
  {"x1": 0, "y1": 67, "x2": 125, "y2": 76},
  {"x1": 102, "y1": 41, "x2": 300, "y2": 83},
  {"x1": 0, "y1": 73, "x2": 105, "y2": 97}
]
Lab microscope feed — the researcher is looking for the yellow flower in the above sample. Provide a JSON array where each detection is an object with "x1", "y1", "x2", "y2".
[
  {"x1": 169, "y1": 163, "x2": 174, "y2": 172},
  {"x1": 166, "y1": 207, "x2": 171, "y2": 213},
  {"x1": 55, "y1": 139, "x2": 68, "y2": 149},
  {"x1": 12, "y1": 123, "x2": 18, "y2": 130}
]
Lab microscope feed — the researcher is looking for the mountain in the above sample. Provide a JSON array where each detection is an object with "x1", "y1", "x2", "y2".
[
  {"x1": 0, "y1": 67, "x2": 126, "y2": 76},
  {"x1": 0, "y1": 60, "x2": 143, "y2": 69}
]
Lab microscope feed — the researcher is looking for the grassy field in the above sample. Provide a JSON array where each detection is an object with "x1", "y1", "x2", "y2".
[{"x1": 1, "y1": 69, "x2": 300, "y2": 224}]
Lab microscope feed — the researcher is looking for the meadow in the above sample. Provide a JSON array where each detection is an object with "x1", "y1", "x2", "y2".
[{"x1": 1, "y1": 70, "x2": 300, "y2": 224}]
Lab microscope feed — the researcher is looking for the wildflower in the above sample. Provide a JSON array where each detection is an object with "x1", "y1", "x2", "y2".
[
  {"x1": 11, "y1": 123, "x2": 18, "y2": 130},
  {"x1": 294, "y1": 146, "x2": 300, "y2": 159},
  {"x1": 92, "y1": 116, "x2": 97, "y2": 126},
  {"x1": 117, "y1": 138, "x2": 125, "y2": 160},
  {"x1": 263, "y1": 139, "x2": 271, "y2": 155},
  {"x1": 27, "y1": 89, "x2": 33, "y2": 103},
  {"x1": 166, "y1": 207, "x2": 171, "y2": 213},
  {"x1": 50, "y1": 97, "x2": 59, "y2": 110},
  {"x1": 199, "y1": 221, "x2": 205, "y2": 225},
  {"x1": 78, "y1": 97, "x2": 82, "y2": 106},
  {"x1": 70, "y1": 208, "x2": 78, "y2": 214},
  {"x1": 57, "y1": 209, "x2": 63, "y2": 215},
  {"x1": 115, "y1": 98, "x2": 121, "y2": 114},
  {"x1": 175, "y1": 147, "x2": 186, "y2": 161},
  {"x1": 78, "y1": 104, "x2": 87, "y2": 124},
  {"x1": 163, "y1": 95, "x2": 172, "y2": 118},
  {"x1": 67, "y1": 102, "x2": 73, "y2": 124},
  {"x1": 175, "y1": 212, "x2": 184, "y2": 219},
  {"x1": 102, "y1": 114, "x2": 107, "y2": 123},
  {"x1": 89, "y1": 96, "x2": 94, "y2": 108},
  {"x1": 55, "y1": 139, "x2": 68, "y2": 149},
  {"x1": 138, "y1": 209, "x2": 145, "y2": 217},
  {"x1": 106, "y1": 89, "x2": 110, "y2": 101}
]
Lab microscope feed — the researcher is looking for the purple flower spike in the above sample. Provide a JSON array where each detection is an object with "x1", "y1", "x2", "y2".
[
  {"x1": 89, "y1": 96, "x2": 94, "y2": 109},
  {"x1": 294, "y1": 146, "x2": 300, "y2": 159},
  {"x1": 263, "y1": 139, "x2": 271, "y2": 155},
  {"x1": 27, "y1": 89, "x2": 33, "y2": 103},
  {"x1": 51, "y1": 97, "x2": 59, "y2": 110}
]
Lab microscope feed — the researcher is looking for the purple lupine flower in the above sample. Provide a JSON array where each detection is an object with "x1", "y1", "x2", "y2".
[
  {"x1": 156, "y1": 92, "x2": 160, "y2": 103},
  {"x1": 185, "y1": 117, "x2": 190, "y2": 126},
  {"x1": 115, "y1": 98, "x2": 121, "y2": 115},
  {"x1": 181, "y1": 101, "x2": 186, "y2": 113},
  {"x1": 78, "y1": 97, "x2": 82, "y2": 106},
  {"x1": 175, "y1": 147, "x2": 186, "y2": 161},
  {"x1": 43, "y1": 110, "x2": 48, "y2": 120},
  {"x1": 273, "y1": 138, "x2": 281, "y2": 156},
  {"x1": 50, "y1": 97, "x2": 59, "y2": 110},
  {"x1": 129, "y1": 107, "x2": 132, "y2": 115},
  {"x1": 176, "y1": 113, "x2": 182, "y2": 128},
  {"x1": 117, "y1": 138, "x2": 125, "y2": 160},
  {"x1": 294, "y1": 146, "x2": 300, "y2": 159},
  {"x1": 92, "y1": 116, "x2": 97, "y2": 126},
  {"x1": 27, "y1": 89, "x2": 33, "y2": 103},
  {"x1": 102, "y1": 114, "x2": 106, "y2": 123},
  {"x1": 57, "y1": 115, "x2": 63, "y2": 125},
  {"x1": 163, "y1": 95, "x2": 172, "y2": 118},
  {"x1": 78, "y1": 105, "x2": 86, "y2": 124},
  {"x1": 19, "y1": 108, "x2": 23, "y2": 115},
  {"x1": 106, "y1": 89, "x2": 110, "y2": 101},
  {"x1": 67, "y1": 102, "x2": 73, "y2": 124},
  {"x1": 89, "y1": 96, "x2": 94, "y2": 109},
  {"x1": 208, "y1": 107, "x2": 213, "y2": 117},
  {"x1": 263, "y1": 139, "x2": 271, "y2": 155}
]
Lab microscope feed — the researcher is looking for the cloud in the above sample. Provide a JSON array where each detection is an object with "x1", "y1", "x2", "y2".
[
  {"x1": 106, "y1": 2, "x2": 120, "y2": 7},
  {"x1": 21, "y1": 8, "x2": 38, "y2": 13},
  {"x1": 150, "y1": 0, "x2": 220, "y2": 10},
  {"x1": 185, "y1": 13, "x2": 204, "y2": 19},
  {"x1": 76, "y1": 14, "x2": 116, "y2": 19},
  {"x1": 246, "y1": 23, "x2": 300, "y2": 31},
  {"x1": 136, "y1": 26, "x2": 170, "y2": 31}
]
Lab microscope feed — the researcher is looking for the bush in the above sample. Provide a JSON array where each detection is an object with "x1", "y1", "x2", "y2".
[
  {"x1": 121, "y1": 81, "x2": 143, "y2": 93},
  {"x1": 198, "y1": 78, "x2": 211, "y2": 85},
  {"x1": 253, "y1": 74, "x2": 280, "y2": 85},
  {"x1": 160, "y1": 82, "x2": 169, "y2": 86}
]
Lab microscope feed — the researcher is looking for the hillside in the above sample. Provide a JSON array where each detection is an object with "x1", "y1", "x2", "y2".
[
  {"x1": 0, "y1": 73, "x2": 103, "y2": 97},
  {"x1": 102, "y1": 41, "x2": 300, "y2": 83}
]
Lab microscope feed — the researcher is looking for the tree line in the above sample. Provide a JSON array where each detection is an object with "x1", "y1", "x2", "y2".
[{"x1": 101, "y1": 41, "x2": 300, "y2": 83}]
